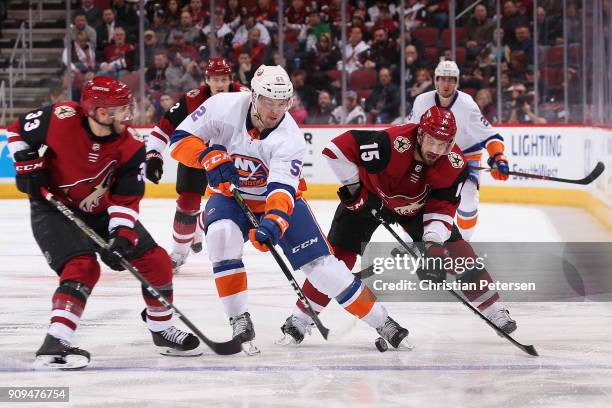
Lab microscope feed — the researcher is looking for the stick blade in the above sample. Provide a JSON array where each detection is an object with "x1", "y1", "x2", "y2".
[
  {"x1": 206, "y1": 338, "x2": 244, "y2": 355},
  {"x1": 522, "y1": 344, "x2": 539, "y2": 357},
  {"x1": 581, "y1": 161, "x2": 606, "y2": 184}
]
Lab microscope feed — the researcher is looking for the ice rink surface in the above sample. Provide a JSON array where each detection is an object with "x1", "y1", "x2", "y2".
[{"x1": 1, "y1": 199, "x2": 611, "y2": 408}]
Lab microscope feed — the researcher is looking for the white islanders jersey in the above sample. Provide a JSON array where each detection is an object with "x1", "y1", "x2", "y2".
[
  {"x1": 170, "y1": 92, "x2": 306, "y2": 203},
  {"x1": 407, "y1": 90, "x2": 501, "y2": 156}
]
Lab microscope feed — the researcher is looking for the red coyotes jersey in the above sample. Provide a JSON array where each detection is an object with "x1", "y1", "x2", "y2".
[
  {"x1": 147, "y1": 81, "x2": 248, "y2": 153},
  {"x1": 7, "y1": 102, "x2": 145, "y2": 231},
  {"x1": 324, "y1": 123, "x2": 469, "y2": 236}
]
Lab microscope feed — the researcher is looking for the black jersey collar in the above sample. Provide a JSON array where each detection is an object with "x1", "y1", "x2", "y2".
[
  {"x1": 435, "y1": 91, "x2": 459, "y2": 110},
  {"x1": 82, "y1": 117, "x2": 121, "y2": 143}
]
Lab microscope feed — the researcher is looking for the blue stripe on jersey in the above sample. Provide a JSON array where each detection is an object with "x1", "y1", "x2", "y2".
[
  {"x1": 212, "y1": 260, "x2": 245, "y2": 274},
  {"x1": 481, "y1": 133, "x2": 504, "y2": 147},
  {"x1": 170, "y1": 129, "x2": 192, "y2": 146},
  {"x1": 336, "y1": 276, "x2": 362, "y2": 304},
  {"x1": 266, "y1": 182, "x2": 296, "y2": 200}
]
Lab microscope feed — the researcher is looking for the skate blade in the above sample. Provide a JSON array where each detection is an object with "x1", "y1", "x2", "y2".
[
  {"x1": 397, "y1": 338, "x2": 415, "y2": 350},
  {"x1": 34, "y1": 354, "x2": 89, "y2": 370},
  {"x1": 159, "y1": 347, "x2": 203, "y2": 357},
  {"x1": 241, "y1": 341, "x2": 261, "y2": 356},
  {"x1": 274, "y1": 334, "x2": 300, "y2": 346}
]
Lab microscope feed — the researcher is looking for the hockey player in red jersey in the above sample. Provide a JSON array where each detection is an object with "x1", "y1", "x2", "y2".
[
  {"x1": 278, "y1": 106, "x2": 518, "y2": 345},
  {"x1": 146, "y1": 56, "x2": 248, "y2": 273},
  {"x1": 7, "y1": 77, "x2": 200, "y2": 369}
]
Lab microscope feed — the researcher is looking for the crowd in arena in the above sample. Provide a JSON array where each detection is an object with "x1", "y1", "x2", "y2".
[{"x1": 58, "y1": 0, "x2": 587, "y2": 124}]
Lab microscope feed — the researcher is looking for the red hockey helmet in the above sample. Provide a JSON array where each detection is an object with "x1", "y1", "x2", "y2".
[
  {"x1": 419, "y1": 106, "x2": 457, "y2": 142},
  {"x1": 81, "y1": 76, "x2": 133, "y2": 116},
  {"x1": 205, "y1": 56, "x2": 232, "y2": 78}
]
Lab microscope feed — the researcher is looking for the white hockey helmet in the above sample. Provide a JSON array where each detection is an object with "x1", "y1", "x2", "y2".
[
  {"x1": 434, "y1": 60, "x2": 460, "y2": 90},
  {"x1": 251, "y1": 64, "x2": 294, "y2": 101}
]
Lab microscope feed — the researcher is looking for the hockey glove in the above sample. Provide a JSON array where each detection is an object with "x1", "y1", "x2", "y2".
[
  {"x1": 338, "y1": 183, "x2": 396, "y2": 223},
  {"x1": 198, "y1": 144, "x2": 239, "y2": 195},
  {"x1": 145, "y1": 151, "x2": 164, "y2": 184},
  {"x1": 13, "y1": 148, "x2": 48, "y2": 199},
  {"x1": 488, "y1": 152, "x2": 509, "y2": 181},
  {"x1": 100, "y1": 227, "x2": 139, "y2": 271},
  {"x1": 249, "y1": 211, "x2": 290, "y2": 252},
  {"x1": 416, "y1": 243, "x2": 449, "y2": 284}
]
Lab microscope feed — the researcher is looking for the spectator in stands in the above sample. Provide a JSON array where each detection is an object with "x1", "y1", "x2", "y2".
[
  {"x1": 564, "y1": 2, "x2": 582, "y2": 45},
  {"x1": 336, "y1": 26, "x2": 369, "y2": 74},
  {"x1": 165, "y1": 52, "x2": 199, "y2": 92},
  {"x1": 225, "y1": 0, "x2": 244, "y2": 31},
  {"x1": 475, "y1": 88, "x2": 498, "y2": 123},
  {"x1": 232, "y1": 13, "x2": 271, "y2": 48},
  {"x1": 393, "y1": 44, "x2": 427, "y2": 92},
  {"x1": 96, "y1": 8, "x2": 117, "y2": 52},
  {"x1": 202, "y1": 7, "x2": 234, "y2": 57},
  {"x1": 403, "y1": 0, "x2": 427, "y2": 32},
  {"x1": 465, "y1": 3, "x2": 495, "y2": 59},
  {"x1": 331, "y1": 90, "x2": 366, "y2": 124},
  {"x1": 62, "y1": 31, "x2": 97, "y2": 79},
  {"x1": 75, "y1": 0, "x2": 102, "y2": 30},
  {"x1": 285, "y1": 0, "x2": 309, "y2": 30},
  {"x1": 349, "y1": 13, "x2": 370, "y2": 43},
  {"x1": 165, "y1": 0, "x2": 182, "y2": 28},
  {"x1": 364, "y1": 28, "x2": 398, "y2": 70},
  {"x1": 143, "y1": 30, "x2": 163, "y2": 67},
  {"x1": 184, "y1": 0, "x2": 208, "y2": 28},
  {"x1": 159, "y1": 93, "x2": 175, "y2": 112},
  {"x1": 372, "y1": 6, "x2": 398, "y2": 38},
  {"x1": 368, "y1": 1, "x2": 397, "y2": 23},
  {"x1": 237, "y1": 51, "x2": 257, "y2": 86},
  {"x1": 150, "y1": 7, "x2": 170, "y2": 45},
  {"x1": 365, "y1": 67, "x2": 400, "y2": 123},
  {"x1": 510, "y1": 25, "x2": 534, "y2": 64},
  {"x1": 99, "y1": 26, "x2": 135, "y2": 76},
  {"x1": 408, "y1": 67, "x2": 434, "y2": 104},
  {"x1": 508, "y1": 50, "x2": 529, "y2": 82},
  {"x1": 304, "y1": 32, "x2": 341, "y2": 72},
  {"x1": 305, "y1": 90, "x2": 335, "y2": 124},
  {"x1": 425, "y1": 1, "x2": 450, "y2": 30},
  {"x1": 145, "y1": 51, "x2": 169, "y2": 92},
  {"x1": 167, "y1": 10, "x2": 201, "y2": 46},
  {"x1": 501, "y1": 0, "x2": 529, "y2": 48},
  {"x1": 168, "y1": 32, "x2": 199, "y2": 63},
  {"x1": 238, "y1": 27, "x2": 266, "y2": 67},
  {"x1": 396, "y1": 29, "x2": 425, "y2": 61},
  {"x1": 291, "y1": 69, "x2": 318, "y2": 110},
  {"x1": 112, "y1": 0, "x2": 138, "y2": 40},
  {"x1": 71, "y1": 12, "x2": 97, "y2": 49},
  {"x1": 300, "y1": 10, "x2": 332, "y2": 52},
  {"x1": 535, "y1": 5, "x2": 560, "y2": 46},
  {"x1": 507, "y1": 83, "x2": 547, "y2": 123},
  {"x1": 253, "y1": 0, "x2": 278, "y2": 31},
  {"x1": 461, "y1": 66, "x2": 486, "y2": 90},
  {"x1": 289, "y1": 93, "x2": 309, "y2": 124}
]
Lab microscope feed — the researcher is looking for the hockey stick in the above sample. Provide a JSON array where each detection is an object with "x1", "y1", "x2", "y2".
[
  {"x1": 40, "y1": 188, "x2": 243, "y2": 356},
  {"x1": 374, "y1": 215, "x2": 538, "y2": 356},
  {"x1": 231, "y1": 187, "x2": 330, "y2": 340},
  {"x1": 475, "y1": 161, "x2": 605, "y2": 185}
]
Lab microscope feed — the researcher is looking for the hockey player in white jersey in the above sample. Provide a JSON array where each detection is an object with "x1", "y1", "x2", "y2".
[
  {"x1": 169, "y1": 65, "x2": 410, "y2": 352},
  {"x1": 407, "y1": 61, "x2": 509, "y2": 240}
]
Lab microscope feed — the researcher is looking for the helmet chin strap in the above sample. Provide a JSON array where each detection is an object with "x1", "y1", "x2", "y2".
[{"x1": 251, "y1": 95, "x2": 267, "y2": 129}]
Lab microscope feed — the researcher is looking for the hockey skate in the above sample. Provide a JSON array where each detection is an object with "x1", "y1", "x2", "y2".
[
  {"x1": 142, "y1": 309, "x2": 202, "y2": 356},
  {"x1": 34, "y1": 334, "x2": 90, "y2": 370},
  {"x1": 276, "y1": 315, "x2": 314, "y2": 345},
  {"x1": 484, "y1": 303, "x2": 517, "y2": 334},
  {"x1": 190, "y1": 221, "x2": 204, "y2": 254},
  {"x1": 376, "y1": 317, "x2": 412, "y2": 349},
  {"x1": 170, "y1": 251, "x2": 189, "y2": 274},
  {"x1": 230, "y1": 312, "x2": 260, "y2": 355}
]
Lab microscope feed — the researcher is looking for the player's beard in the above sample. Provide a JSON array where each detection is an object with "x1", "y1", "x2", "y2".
[{"x1": 418, "y1": 144, "x2": 441, "y2": 166}]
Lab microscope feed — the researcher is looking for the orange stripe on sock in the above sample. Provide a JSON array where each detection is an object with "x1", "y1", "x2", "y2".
[
  {"x1": 344, "y1": 287, "x2": 376, "y2": 319},
  {"x1": 214, "y1": 272, "x2": 247, "y2": 297},
  {"x1": 457, "y1": 215, "x2": 478, "y2": 230}
]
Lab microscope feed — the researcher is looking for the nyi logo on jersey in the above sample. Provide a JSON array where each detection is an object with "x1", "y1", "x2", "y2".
[{"x1": 233, "y1": 155, "x2": 268, "y2": 187}]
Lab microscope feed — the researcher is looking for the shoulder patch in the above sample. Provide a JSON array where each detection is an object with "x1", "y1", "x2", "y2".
[
  {"x1": 54, "y1": 105, "x2": 77, "y2": 119},
  {"x1": 393, "y1": 136, "x2": 411, "y2": 153},
  {"x1": 447, "y1": 151, "x2": 464, "y2": 169},
  {"x1": 186, "y1": 89, "x2": 200, "y2": 98}
]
